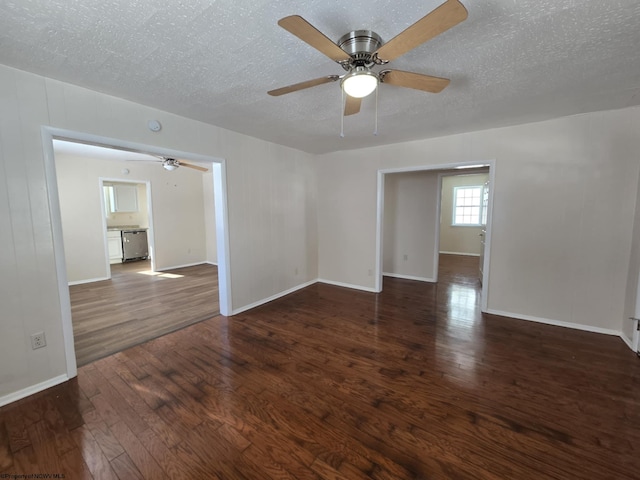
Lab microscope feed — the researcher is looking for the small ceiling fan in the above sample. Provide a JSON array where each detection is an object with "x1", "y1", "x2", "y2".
[
  {"x1": 127, "y1": 155, "x2": 208, "y2": 172},
  {"x1": 268, "y1": 0, "x2": 468, "y2": 116}
]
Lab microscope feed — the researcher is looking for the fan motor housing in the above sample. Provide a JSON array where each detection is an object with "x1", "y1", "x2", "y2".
[{"x1": 337, "y1": 30, "x2": 383, "y2": 69}]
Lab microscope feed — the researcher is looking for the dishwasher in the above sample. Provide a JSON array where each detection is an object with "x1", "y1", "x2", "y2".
[{"x1": 121, "y1": 229, "x2": 149, "y2": 262}]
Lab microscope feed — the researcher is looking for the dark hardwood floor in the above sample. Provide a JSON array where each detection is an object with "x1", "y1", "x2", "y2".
[
  {"x1": 69, "y1": 260, "x2": 219, "y2": 366},
  {"x1": 2, "y1": 254, "x2": 639, "y2": 479}
]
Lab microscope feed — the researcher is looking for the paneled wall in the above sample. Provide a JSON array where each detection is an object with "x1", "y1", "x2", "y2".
[
  {"x1": 0, "y1": 64, "x2": 317, "y2": 403},
  {"x1": 2, "y1": 57, "x2": 640, "y2": 405}
]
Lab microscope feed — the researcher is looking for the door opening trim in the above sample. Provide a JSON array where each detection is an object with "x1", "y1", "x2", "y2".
[
  {"x1": 41, "y1": 126, "x2": 233, "y2": 379},
  {"x1": 375, "y1": 160, "x2": 496, "y2": 312}
]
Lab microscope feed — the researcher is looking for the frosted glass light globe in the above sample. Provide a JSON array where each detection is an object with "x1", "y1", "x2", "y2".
[{"x1": 342, "y1": 71, "x2": 378, "y2": 98}]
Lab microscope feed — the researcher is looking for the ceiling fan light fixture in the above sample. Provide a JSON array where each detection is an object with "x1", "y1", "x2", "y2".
[
  {"x1": 162, "y1": 159, "x2": 179, "y2": 171},
  {"x1": 341, "y1": 69, "x2": 378, "y2": 98}
]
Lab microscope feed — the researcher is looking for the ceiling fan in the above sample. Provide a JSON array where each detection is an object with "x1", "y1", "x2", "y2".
[
  {"x1": 268, "y1": 0, "x2": 468, "y2": 116},
  {"x1": 127, "y1": 155, "x2": 208, "y2": 172}
]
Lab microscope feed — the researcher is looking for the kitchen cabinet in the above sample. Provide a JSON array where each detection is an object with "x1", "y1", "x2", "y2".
[
  {"x1": 105, "y1": 184, "x2": 138, "y2": 213},
  {"x1": 113, "y1": 184, "x2": 138, "y2": 212},
  {"x1": 107, "y1": 230, "x2": 123, "y2": 264}
]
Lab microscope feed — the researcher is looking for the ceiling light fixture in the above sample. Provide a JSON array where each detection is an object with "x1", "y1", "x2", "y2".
[
  {"x1": 162, "y1": 159, "x2": 179, "y2": 171},
  {"x1": 341, "y1": 67, "x2": 379, "y2": 98}
]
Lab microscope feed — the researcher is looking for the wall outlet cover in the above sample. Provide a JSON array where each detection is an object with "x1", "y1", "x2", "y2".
[{"x1": 31, "y1": 332, "x2": 47, "y2": 349}]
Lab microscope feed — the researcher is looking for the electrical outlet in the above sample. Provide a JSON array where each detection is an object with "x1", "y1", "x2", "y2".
[{"x1": 31, "y1": 332, "x2": 47, "y2": 350}]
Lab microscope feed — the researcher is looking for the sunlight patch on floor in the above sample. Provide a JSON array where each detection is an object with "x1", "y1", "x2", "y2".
[{"x1": 137, "y1": 270, "x2": 184, "y2": 279}]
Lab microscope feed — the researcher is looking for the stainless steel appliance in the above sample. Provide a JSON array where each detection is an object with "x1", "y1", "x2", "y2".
[{"x1": 122, "y1": 229, "x2": 148, "y2": 262}]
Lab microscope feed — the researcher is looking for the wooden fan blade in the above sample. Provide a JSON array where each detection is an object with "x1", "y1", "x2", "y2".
[
  {"x1": 268, "y1": 76, "x2": 339, "y2": 96},
  {"x1": 278, "y1": 15, "x2": 351, "y2": 63},
  {"x1": 381, "y1": 70, "x2": 450, "y2": 93},
  {"x1": 374, "y1": 0, "x2": 468, "y2": 62},
  {"x1": 344, "y1": 95, "x2": 362, "y2": 116},
  {"x1": 177, "y1": 161, "x2": 208, "y2": 172}
]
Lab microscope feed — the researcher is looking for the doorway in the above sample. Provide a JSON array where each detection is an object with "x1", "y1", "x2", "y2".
[
  {"x1": 101, "y1": 179, "x2": 153, "y2": 274},
  {"x1": 61, "y1": 170, "x2": 216, "y2": 366},
  {"x1": 42, "y1": 127, "x2": 232, "y2": 377},
  {"x1": 376, "y1": 161, "x2": 494, "y2": 312}
]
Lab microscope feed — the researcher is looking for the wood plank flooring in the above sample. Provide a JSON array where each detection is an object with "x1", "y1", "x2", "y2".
[
  {"x1": 2, "y1": 254, "x2": 640, "y2": 479},
  {"x1": 69, "y1": 261, "x2": 219, "y2": 366}
]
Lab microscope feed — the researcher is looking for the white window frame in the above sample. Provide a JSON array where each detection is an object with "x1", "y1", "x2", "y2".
[{"x1": 452, "y1": 185, "x2": 485, "y2": 226}]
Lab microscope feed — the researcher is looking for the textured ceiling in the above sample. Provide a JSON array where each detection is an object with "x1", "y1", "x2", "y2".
[{"x1": 2, "y1": 1, "x2": 640, "y2": 154}]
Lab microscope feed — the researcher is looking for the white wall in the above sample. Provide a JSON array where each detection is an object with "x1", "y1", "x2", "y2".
[
  {"x1": 383, "y1": 171, "x2": 439, "y2": 281},
  {"x1": 2, "y1": 56, "x2": 639, "y2": 406},
  {"x1": 56, "y1": 153, "x2": 208, "y2": 283},
  {"x1": 318, "y1": 106, "x2": 640, "y2": 334},
  {"x1": 440, "y1": 173, "x2": 489, "y2": 256},
  {"x1": 55, "y1": 156, "x2": 113, "y2": 283},
  {"x1": 0, "y1": 64, "x2": 317, "y2": 404},
  {"x1": 203, "y1": 172, "x2": 218, "y2": 265}
]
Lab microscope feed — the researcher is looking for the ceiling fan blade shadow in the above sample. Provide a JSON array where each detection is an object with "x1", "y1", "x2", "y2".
[
  {"x1": 380, "y1": 70, "x2": 450, "y2": 93},
  {"x1": 278, "y1": 15, "x2": 351, "y2": 63},
  {"x1": 177, "y1": 161, "x2": 208, "y2": 172},
  {"x1": 268, "y1": 75, "x2": 339, "y2": 96},
  {"x1": 374, "y1": 0, "x2": 468, "y2": 62},
  {"x1": 344, "y1": 95, "x2": 362, "y2": 116}
]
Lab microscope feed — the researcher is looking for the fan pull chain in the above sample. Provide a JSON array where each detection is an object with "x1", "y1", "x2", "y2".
[
  {"x1": 374, "y1": 86, "x2": 379, "y2": 136},
  {"x1": 340, "y1": 88, "x2": 345, "y2": 138}
]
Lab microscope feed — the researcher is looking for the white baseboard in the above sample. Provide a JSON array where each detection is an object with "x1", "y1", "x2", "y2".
[
  {"x1": 486, "y1": 309, "x2": 621, "y2": 336},
  {"x1": 68, "y1": 276, "x2": 109, "y2": 286},
  {"x1": 205, "y1": 261, "x2": 218, "y2": 266},
  {"x1": 439, "y1": 251, "x2": 480, "y2": 257},
  {"x1": 620, "y1": 332, "x2": 635, "y2": 351},
  {"x1": 317, "y1": 278, "x2": 379, "y2": 293},
  {"x1": 0, "y1": 374, "x2": 69, "y2": 408},
  {"x1": 383, "y1": 273, "x2": 436, "y2": 283},
  {"x1": 156, "y1": 261, "x2": 207, "y2": 271},
  {"x1": 232, "y1": 279, "x2": 317, "y2": 315}
]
